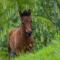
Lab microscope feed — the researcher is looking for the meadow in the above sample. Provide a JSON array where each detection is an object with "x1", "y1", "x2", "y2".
[{"x1": 0, "y1": 0, "x2": 60, "y2": 60}]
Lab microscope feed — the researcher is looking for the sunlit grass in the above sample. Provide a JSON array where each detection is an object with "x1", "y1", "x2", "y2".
[{"x1": 0, "y1": 48, "x2": 8, "y2": 60}]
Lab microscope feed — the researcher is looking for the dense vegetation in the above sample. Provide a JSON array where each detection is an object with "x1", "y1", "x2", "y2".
[{"x1": 0, "y1": 0, "x2": 60, "y2": 60}]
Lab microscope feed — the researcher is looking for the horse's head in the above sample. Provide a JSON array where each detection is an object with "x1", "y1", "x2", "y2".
[{"x1": 20, "y1": 9, "x2": 32, "y2": 37}]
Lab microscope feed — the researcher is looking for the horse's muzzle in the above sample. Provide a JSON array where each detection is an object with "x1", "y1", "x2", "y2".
[{"x1": 26, "y1": 31, "x2": 32, "y2": 37}]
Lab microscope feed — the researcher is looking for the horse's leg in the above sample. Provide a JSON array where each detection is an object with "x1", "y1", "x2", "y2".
[
  {"x1": 8, "y1": 46, "x2": 16, "y2": 59},
  {"x1": 8, "y1": 46, "x2": 16, "y2": 57}
]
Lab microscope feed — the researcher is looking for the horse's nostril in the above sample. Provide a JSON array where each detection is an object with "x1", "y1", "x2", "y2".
[{"x1": 28, "y1": 33, "x2": 31, "y2": 36}]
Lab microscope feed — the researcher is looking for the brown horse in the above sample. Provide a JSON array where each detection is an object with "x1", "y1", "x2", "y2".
[{"x1": 8, "y1": 9, "x2": 34, "y2": 56}]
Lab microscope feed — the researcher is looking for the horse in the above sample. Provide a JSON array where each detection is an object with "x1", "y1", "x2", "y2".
[{"x1": 8, "y1": 9, "x2": 34, "y2": 56}]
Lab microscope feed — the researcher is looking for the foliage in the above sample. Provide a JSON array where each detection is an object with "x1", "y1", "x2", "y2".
[
  {"x1": 0, "y1": 0, "x2": 60, "y2": 50},
  {"x1": 0, "y1": 0, "x2": 60, "y2": 60}
]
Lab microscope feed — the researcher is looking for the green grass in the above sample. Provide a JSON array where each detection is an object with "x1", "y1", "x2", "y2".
[
  {"x1": 0, "y1": 38, "x2": 60, "y2": 60},
  {"x1": 0, "y1": 48, "x2": 8, "y2": 60},
  {"x1": 1, "y1": 40, "x2": 60, "y2": 60},
  {"x1": 13, "y1": 40, "x2": 60, "y2": 60}
]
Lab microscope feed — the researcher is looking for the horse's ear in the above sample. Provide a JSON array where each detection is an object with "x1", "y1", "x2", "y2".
[{"x1": 28, "y1": 9, "x2": 31, "y2": 15}]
